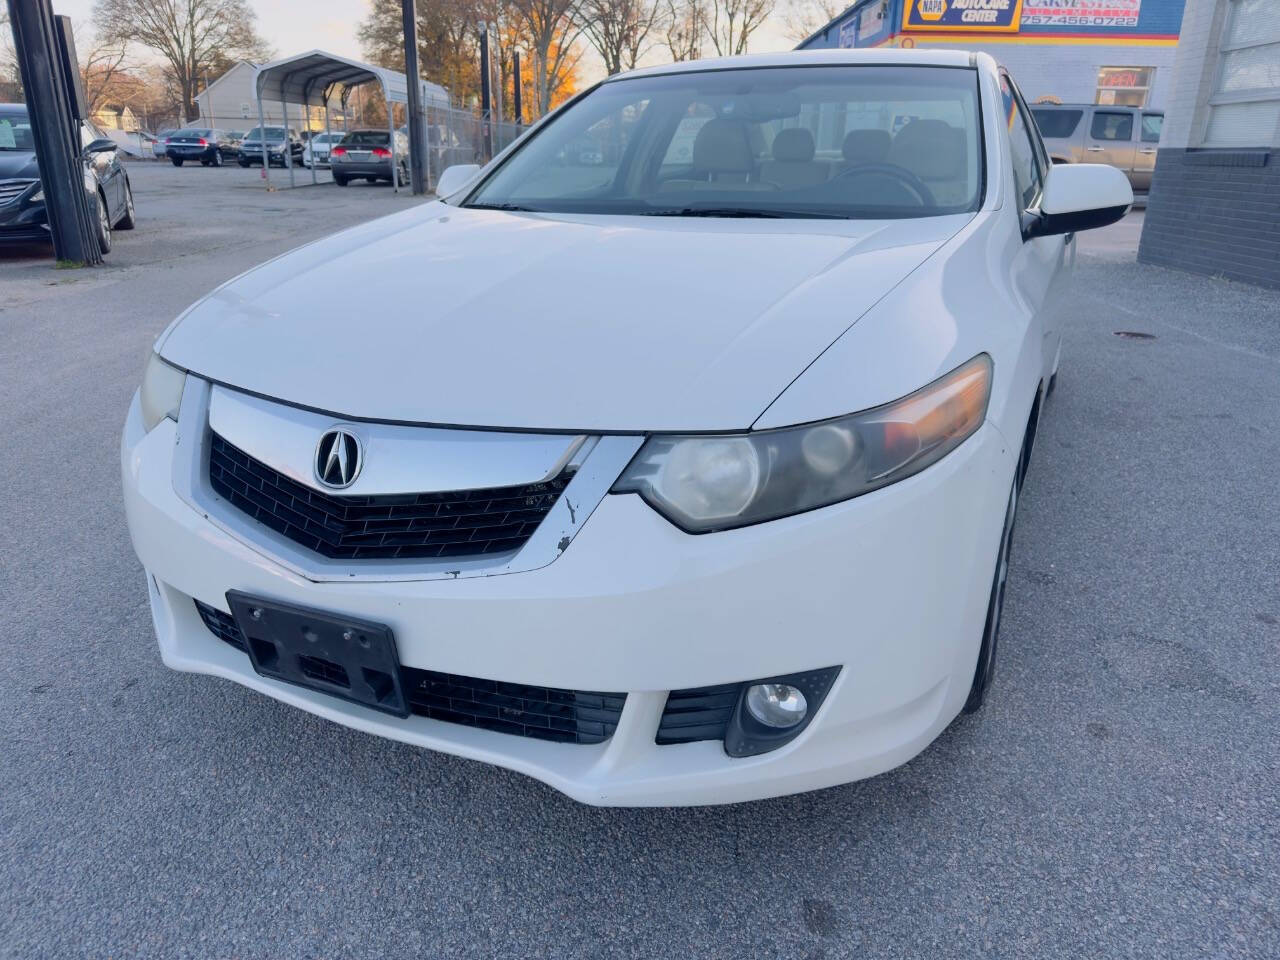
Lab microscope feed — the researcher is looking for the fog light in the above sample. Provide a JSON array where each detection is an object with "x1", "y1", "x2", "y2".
[{"x1": 745, "y1": 683, "x2": 808, "y2": 728}]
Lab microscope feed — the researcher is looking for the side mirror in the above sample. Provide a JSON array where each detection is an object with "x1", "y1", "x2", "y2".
[
  {"x1": 1024, "y1": 163, "x2": 1133, "y2": 239},
  {"x1": 85, "y1": 138, "x2": 118, "y2": 155},
  {"x1": 435, "y1": 163, "x2": 481, "y2": 199}
]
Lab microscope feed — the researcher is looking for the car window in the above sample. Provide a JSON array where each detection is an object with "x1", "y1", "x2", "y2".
[
  {"x1": 1001, "y1": 75, "x2": 1044, "y2": 210},
  {"x1": 342, "y1": 131, "x2": 390, "y2": 145},
  {"x1": 0, "y1": 110, "x2": 33, "y2": 150},
  {"x1": 467, "y1": 65, "x2": 985, "y2": 219},
  {"x1": 245, "y1": 127, "x2": 287, "y2": 140},
  {"x1": 1030, "y1": 108, "x2": 1082, "y2": 139},
  {"x1": 1090, "y1": 112, "x2": 1134, "y2": 141},
  {"x1": 1140, "y1": 113, "x2": 1163, "y2": 143}
]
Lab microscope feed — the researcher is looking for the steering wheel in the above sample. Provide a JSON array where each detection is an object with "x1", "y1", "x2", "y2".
[{"x1": 832, "y1": 162, "x2": 936, "y2": 207}]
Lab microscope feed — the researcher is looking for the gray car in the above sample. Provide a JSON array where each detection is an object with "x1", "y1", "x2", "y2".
[
  {"x1": 1029, "y1": 103, "x2": 1163, "y2": 200},
  {"x1": 330, "y1": 129, "x2": 409, "y2": 186}
]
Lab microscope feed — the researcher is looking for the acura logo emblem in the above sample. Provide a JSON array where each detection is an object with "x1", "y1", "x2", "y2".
[{"x1": 315, "y1": 428, "x2": 362, "y2": 489}]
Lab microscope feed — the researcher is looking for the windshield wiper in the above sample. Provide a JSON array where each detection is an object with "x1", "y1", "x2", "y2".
[
  {"x1": 642, "y1": 206, "x2": 843, "y2": 220},
  {"x1": 464, "y1": 202, "x2": 542, "y2": 212}
]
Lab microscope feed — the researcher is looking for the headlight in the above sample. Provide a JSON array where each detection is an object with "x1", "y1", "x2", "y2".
[
  {"x1": 612, "y1": 354, "x2": 992, "y2": 532},
  {"x1": 139, "y1": 352, "x2": 186, "y2": 432},
  {"x1": 28, "y1": 188, "x2": 43, "y2": 204}
]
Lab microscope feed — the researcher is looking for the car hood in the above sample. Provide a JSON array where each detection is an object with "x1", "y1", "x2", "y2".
[
  {"x1": 159, "y1": 203, "x2": 969, "y2": 431},
  {"x1": 0, "y1": 150, "x2": 39, "y2": 179}
]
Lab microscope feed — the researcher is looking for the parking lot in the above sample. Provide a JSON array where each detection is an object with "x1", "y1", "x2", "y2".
[{"x1": 2, "y1": 160, "x2": 1278, "y2": 958}]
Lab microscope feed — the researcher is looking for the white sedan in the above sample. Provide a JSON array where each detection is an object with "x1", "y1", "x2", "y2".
[
  {"x1": 122, "y1": 50, "x2": 1131, "y2": 806},
  {"x1": 302, "y1": 132, "x2": 343, "y2": 168}
]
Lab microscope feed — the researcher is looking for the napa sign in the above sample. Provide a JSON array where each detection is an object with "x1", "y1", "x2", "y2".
[{"x1": 903, "y1": 0, "x2": 1024, "y2": 32}]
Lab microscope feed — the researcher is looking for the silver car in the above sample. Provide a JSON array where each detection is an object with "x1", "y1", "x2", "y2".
[{"x1": 1030, "y1": 103, "x2": 1163, "y2": 200}]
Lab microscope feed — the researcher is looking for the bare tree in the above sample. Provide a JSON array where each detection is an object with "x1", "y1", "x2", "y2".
[
  {"x1": 701, "y1": 0, "x2": 774, "y2": 56},
  {"x1": 0, "y1": 10, "x2": 22, "y2": 99},
  {"x1": 80, "y1": 37, "x2": 130, "y2": 116},
  {"x1": 94, "y1": 0, "x2": 271, "y2": 123},
  {"x1": 663, "y1": 0, "x2": 704, "y2": 62},
  {"x1": 576, "y1": 0, "x2": 663, "y2": 75},
  {"x1": 781, "y1": 0, "x2": 847, "y2": 45},
  {"x1": 510, "y1": 0, "x2": 583, "y2": 115}
]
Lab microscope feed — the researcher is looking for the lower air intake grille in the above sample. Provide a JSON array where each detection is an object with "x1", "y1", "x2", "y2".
[
  {"x1": 196, "y1": 600, "x2": 246, "y2": 650},
  {"x1": 208, "y1": 432, "x2": 571, "y2": 561},
  {"x1": 399, "y1": 668, "x2": 625, "y2": 745},
  {"x1": 656, "y1": 682, "x2": 741, "y2": 744},
  {"x1": 194, "y1": 600, "x2": 624, "y2": 744}
]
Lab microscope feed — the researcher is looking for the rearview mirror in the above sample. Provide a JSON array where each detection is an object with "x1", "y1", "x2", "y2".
[
  {"x1": 85, "y1": 138, "x2": 118, "y2": 155},
  {"x1": 435, "y1": 163, "x2": 481, "y2": 199},
  {"x1": 1024, "y1": 163, "x2": 1133, "y2": 239}
]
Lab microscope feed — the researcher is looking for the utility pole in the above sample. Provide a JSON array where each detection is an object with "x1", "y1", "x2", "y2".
[
  {"x1": 5, "y1": 1, "x2": 103, "y2": 264},
  {"x1": 479, "y1": 22, "x2": 492, "y2": 163},
  {"x1": 400, "y1": 0, "x2": 427, "y2": 194},
  {"x1": 513, "y1": 51, "x2": 523, "y2": 130}
]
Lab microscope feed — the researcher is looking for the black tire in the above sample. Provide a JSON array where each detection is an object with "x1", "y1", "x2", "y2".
[
  {"x1": 964, "y1": 471, "x2": 1018, "y2": 714},
  {"x1": 116, "y1": 179, "x2": 136, "y2": 230},
  {"x1": 238, "y1": 159, "x2": 249, "y2": 168},
  {"x1": 365, "y1": 176, "x2": 377, "y2": 183},
  {"x1": 213, "y1": 149, "x2": 223, "y2": 167},
  {"x1": 94, "y1": 190, "x2": 112, "y2": 254},
  {"x1": 333, "y1": 174, "x2": 348, "y2": 186},
  {"x1": 171, "y1": 157, "x2": 183, "y2": 167},
  {"x1": 200, "y1": 160, "x2": 210, "y2": 167}
]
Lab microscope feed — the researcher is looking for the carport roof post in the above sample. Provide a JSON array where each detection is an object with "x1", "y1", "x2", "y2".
[{"x1": 252, "y1": 50, "x2": 449, "y2": 190}]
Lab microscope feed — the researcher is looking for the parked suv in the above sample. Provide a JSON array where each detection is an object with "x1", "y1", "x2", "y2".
[
  {"x1": 237, "y1": 126, "x2": 304, "y2": 168},
  {"x1": 1030, "y1": 103, "x2": 1162, "y2": 200}
]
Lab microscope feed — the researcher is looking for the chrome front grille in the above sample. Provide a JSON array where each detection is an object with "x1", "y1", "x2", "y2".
[
  {"x1": 0, "y1": 179, "x2": 36, "y2": 206},
  {"x1": 208, "y1": 432, "x2": 572, "y2": 561}
]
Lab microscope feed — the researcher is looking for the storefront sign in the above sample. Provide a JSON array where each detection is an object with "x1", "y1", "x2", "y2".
[
  {"x1": 1022, "y1": 0, "x2": 1142, "y2": 28},
  {"x1": 902, "y1": 0, "x2": 1024, "y2": 32}
]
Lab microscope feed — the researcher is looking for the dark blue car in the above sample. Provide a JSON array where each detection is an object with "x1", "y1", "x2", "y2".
[{"x1": 0, "y1": 103, "x2": 136, "y2": 252}]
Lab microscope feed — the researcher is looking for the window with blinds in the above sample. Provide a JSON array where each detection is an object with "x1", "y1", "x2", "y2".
[{"x1": 1205, "y1": 0, "x2": 1280, "y2": 146}]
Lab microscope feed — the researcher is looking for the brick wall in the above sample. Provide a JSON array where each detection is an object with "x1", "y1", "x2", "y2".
[{"x1": 1138, "y1": 149, "x2": 1280, "y2": 289}]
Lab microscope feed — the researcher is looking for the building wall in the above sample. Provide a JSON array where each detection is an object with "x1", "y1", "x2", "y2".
[
  {"x1": 799, "y1": 0, "x2": 1184, "y2": 108},
  {"x1": 1138, "y1": 0, "x2": 1280, "y2": 290}
]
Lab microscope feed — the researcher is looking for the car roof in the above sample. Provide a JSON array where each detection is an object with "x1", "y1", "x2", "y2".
[
  {"x1": 610, "y1": 48, "x2": 976, "y2": 83},
  {"x1": 1, "y1": 102, "x2": 28, "y2": 114}
]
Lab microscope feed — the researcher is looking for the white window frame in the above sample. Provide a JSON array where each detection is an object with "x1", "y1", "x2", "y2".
[{"x1": 1203, "y1": 0, "x2": 1280, "y2": 146}]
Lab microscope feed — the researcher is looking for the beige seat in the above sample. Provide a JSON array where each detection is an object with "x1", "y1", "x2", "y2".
[
  {"x1": 760, "y1": 128, "x2": 828, "y2": 190},
  {"x1": 660, "y1": 118, "x2": 774, "y2": 192},
  {"x1": 886, "y1": 119, "x2": 968, "y2": 202},
  {"x1": 841, "y1": 129, "x2": 891, "y2": 167}
]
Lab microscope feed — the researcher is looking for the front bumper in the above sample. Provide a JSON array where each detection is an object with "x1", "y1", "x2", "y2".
[
  {"x1": 122, "y1": 386, "x2": 1016, "y2": 806},
  {"x1": 0, "y1": 196, "x2": 50, "y2": 243}
]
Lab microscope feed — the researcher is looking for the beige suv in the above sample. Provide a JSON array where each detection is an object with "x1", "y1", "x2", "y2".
[{"x1": 1030, "y1": 103, "x2": 1163, "y2": 201}]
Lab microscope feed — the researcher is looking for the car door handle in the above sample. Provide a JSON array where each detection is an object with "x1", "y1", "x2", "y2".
[
  {"x1": 1086, "y1": 146, "x2": 1104, "y2": 152},
  {"x1": 1138, "y1": 148, "x2": 1156, "y2": 154}
]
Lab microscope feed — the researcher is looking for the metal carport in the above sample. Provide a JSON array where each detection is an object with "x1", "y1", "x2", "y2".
[{"x1": 253, "y1": 50, "x2": 449, "y2": 192}]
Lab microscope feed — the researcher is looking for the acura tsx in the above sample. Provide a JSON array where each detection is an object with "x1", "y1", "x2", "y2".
[{"x1": 122, "y1": 50, "x2": 1131, "y2": 806}]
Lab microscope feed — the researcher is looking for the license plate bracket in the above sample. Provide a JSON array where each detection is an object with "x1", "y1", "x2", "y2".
[{"x1": 226, "y1": 591, "x2": 409, "y2": 718}]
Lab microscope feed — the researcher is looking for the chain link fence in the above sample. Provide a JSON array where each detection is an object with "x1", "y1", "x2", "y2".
[{"x1": 421, "y1": 103, "x2": 523, "y2": 190}]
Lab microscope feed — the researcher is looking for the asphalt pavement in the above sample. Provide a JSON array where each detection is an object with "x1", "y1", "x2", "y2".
[{"x1": 2, "y1": 162, "x2": 1277, "y2": 959}]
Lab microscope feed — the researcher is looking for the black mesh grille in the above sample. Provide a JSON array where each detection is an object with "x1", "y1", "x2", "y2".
[
  {"x1": 656, "y1": 683, "x2": 741, "y2": 744},
  {"x1": 196, "y1": 600, "x2": 246, "y2": 650},
  {"x1": 400, "y1": 668, "x2": 624, "y2": 745},
  {"x1": 194, "y1": 600, "x2": 624, "y2": 744},
  {"x1": 208, "y1": 432, "x2": 571, "y2": 561}
]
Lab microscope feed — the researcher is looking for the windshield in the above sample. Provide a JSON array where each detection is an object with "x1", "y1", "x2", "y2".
[
  {"x1": 245, "y1": 126, "x2": 286, "y2": 141},
  {"x1": 0, "y1": 109, "x2": 33, "y2": 152},
  {"x1": 465, "y1": 65, "x2": 983, "y2": 219}
]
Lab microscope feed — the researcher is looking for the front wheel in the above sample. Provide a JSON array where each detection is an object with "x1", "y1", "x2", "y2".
[
  {"x1": 333, "y1": 174, "x2": 348, "y2": 186},
  {"x1": 94, "y1": 191, "x2": 112, "y2": 254},
  {"x1": 963, "y1": 472, "x2": 1018, "y2": 713},
  {"x1": 237, "y1": 159, "x2": 249, "y2": 168},
  {"x1": 213, "y1": 149, "x2": 223, "y2": 167},
  {"x1": 170, "y1": 157, "x2": 183, "y2": 167},
  {"x1": 116, "y1": 179, "x2": 136, "y2": 230}
]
